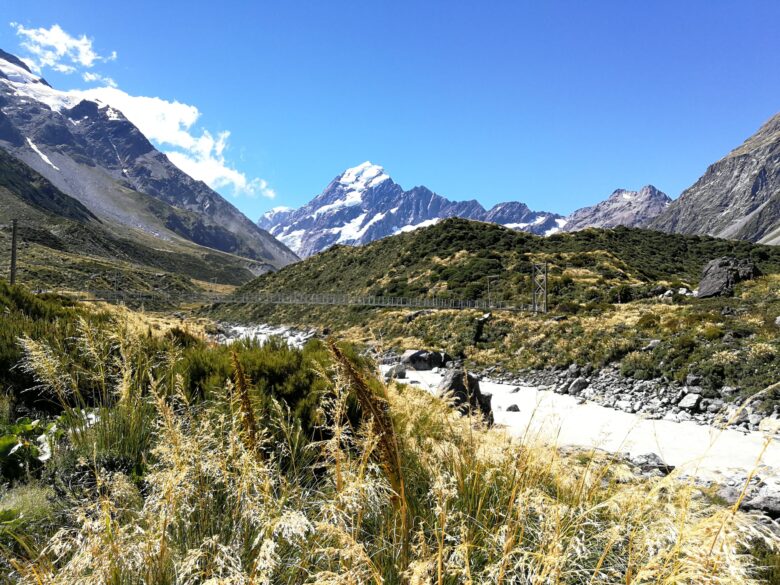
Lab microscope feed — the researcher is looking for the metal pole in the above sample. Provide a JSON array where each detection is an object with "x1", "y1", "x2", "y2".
[
  {"x1": 10, "y1": 219, "x2": 18, "y2": 285},
  {"x1": 543, "y1": 262, "x2": 548, "y2": 313},
  {"x1": 487, "y1": 274, "x2": 499, "y2": 309}
]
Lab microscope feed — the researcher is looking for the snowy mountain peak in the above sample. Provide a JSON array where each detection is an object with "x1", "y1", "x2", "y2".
[
  {"x1": 338, "y1": 161, "x2": 389, "y2": 190},
  {"x1": 261, "y1": 163, "x2": 561, "y2": 257},
  {"x1": 0, "y1": 49, "x2": 81, "y2": 112}
]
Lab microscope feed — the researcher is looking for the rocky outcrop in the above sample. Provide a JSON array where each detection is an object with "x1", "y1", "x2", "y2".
[
  {"x1": 650, "y1": 112, "x2": 780, "y2": 245},
  {"x1": 697, "y1": 257, "x2": 759, "y2": 298},
  {"x1": 437, "y1": 369, "x2": 493, "y2": 424}
]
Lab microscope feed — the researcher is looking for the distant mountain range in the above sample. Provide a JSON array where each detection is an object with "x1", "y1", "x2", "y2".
[
  {"x1": 259, "y1": 162, "x2": 672, "y2": 257},
  {"x1": 261, "y1": 108, "x2": 780, "y2": 258},
  {"x1": 2, "y1": 46, "x2": 778, "y2": 269},
  {"x1": 0, "y1": 49, "x2": 297, "y2": 272},
  {"x1": 257, "y1": 162, "x2": 563, "y2": 257}
]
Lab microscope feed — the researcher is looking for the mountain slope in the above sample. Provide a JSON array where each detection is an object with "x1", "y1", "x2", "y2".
[
  {"x1": 564, "y1": 185, "x2": 671, "y2": 232},
  {"x1": 0, "y1": 147, "x2": 273, "y2": 290},
  {"x1": 650, "y1": 112, "x2": 780, "y2": 244},
  {"x1": 262, "y1": 162, "x2": 562, "y2": 257},
  {"x1": 0, "y1": 49, "x2": 297, "y2": 269}
]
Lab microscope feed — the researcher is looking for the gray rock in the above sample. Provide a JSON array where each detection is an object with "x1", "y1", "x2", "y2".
[
  {"x1": 697, "y1": 257, "x2": 759, "y2": 298},
  {"x1": 568, "y1": 377, "x2": 589, "y2": 395},
  {"x1": 401, "y1": 349, "x2": 443, "y2": 371},
  {"x1": 437, "y1": 369, "x2": 493, "y2": 424},
  {"x1": 631, "y1": 452, "x2": 674, "y2": 476},
  {"x1": 383, "y1": 363, "x2": 406, "y2": 381},
  {"x1": 678, "y1": 393, "x2": 702, "y2": 411},
  {"x1": 404, "y1": 310, "x2": 434, "y2": 323},
  {"x1": 743, "y1": 481, "x2": 780, "y2": 518},
  {"x1": 775, "y1": 316, "x2": 780, "y2": 328},
  {"x1": 567, "y1": 363, "x2": 581, "y2": 378},
  {"x1": 506, "y1": 404, "x2": 520, "y2": 412},
  {"x1": 641, "y1": 339, "x2": 661, "y2": 351},
  {"x1": 686, "y1": 374, "x2": 702, "y2": 386}
]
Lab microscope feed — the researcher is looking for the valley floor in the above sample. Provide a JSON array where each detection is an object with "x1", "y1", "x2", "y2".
[{"x1": 395, "y1": 367, "x2": 780, "y2": 483}]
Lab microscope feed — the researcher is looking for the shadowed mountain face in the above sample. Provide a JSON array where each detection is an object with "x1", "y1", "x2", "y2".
[
  {"x1": 258, "y1": 162, "x2": 564, "y2": 257},
  {"x1": 651, "y1": 112, "x2": 780, "y2": 245},
  {"x1": 0, "y1": 146, "x2": 278, "y2": 287},
  {"x1": 0, "y1": 49, "x2": 298, "y2": 269},
  {"x1": 563, "y1": 186, "x2": 671, "y2": 232}
]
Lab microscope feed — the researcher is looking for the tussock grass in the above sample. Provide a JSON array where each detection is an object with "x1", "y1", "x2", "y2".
[{"x1": 4, "y1": 324, "x2": 778, "y2": 583}]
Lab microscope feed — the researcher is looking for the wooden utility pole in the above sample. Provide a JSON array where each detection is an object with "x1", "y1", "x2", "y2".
[{"x1": 10, "y1": 219, "x2": 18, "y2": 285}]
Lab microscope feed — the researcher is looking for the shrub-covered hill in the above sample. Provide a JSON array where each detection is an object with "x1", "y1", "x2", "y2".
[{"x1": 232, "y1": 218, "x2": 780, "y2": 306}]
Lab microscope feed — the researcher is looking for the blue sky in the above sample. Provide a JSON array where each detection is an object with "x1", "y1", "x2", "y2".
[{"x1": 2, "y1": 0, "x2": 779, "y2": 219}]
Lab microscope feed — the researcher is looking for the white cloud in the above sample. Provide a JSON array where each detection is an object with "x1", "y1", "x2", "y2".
[
  {"x1": 10, "y1": 22, "x2": 275, "y2": 199},
  {"x1": 74, "y1": 86, "x2": 275, "y2": 198},
  {"x1": 11, "y1": 23, "x2": 116, "y2": 73},
  {"x1": 82, "y1": 71, "x2": 117, "y2": 88}
]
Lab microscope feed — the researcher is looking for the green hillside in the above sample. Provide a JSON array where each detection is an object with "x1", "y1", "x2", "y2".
[{"x1": 232, "y1": 218, "x2": 780, "y2": 307}]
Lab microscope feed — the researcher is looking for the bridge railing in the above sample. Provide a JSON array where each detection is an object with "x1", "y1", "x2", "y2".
[{"x1": 69, "y1": 289, "x2": 531, "y2": 312}]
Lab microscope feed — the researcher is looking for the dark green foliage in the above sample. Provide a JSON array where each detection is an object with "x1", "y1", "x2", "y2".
[
  {"x1": 0, "y1": 417, "x2": 49, "y2": 480},
  {"x1": 0, "y1": 280, "x2": 112, "y2": 408},
  {"x1": 173, "y1": 337, "x2": 332, "y2": 435},
  {"x1": 229, "y1": 218, "x2": 780, "y2": 315}
]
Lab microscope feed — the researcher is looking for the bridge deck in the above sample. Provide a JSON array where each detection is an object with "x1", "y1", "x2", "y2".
[{"x1": 73, "y1": 290, "x2": 536, "y2": 312}]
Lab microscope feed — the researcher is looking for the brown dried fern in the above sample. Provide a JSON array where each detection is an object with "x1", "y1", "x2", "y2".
[
  {"x1": 231, "y1": 351, "x2": 261, "y2": 457},
  {"x1": 327, "y1": 339, "x2": 409, "y2": 561}
]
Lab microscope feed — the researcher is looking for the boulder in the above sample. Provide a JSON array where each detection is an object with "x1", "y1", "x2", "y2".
[
  {"x1": 568, "y1": 377, "x2": 589, "y2": 395},
  {"x1": 405, "y1": 309, "x2": 434, "y2": 323},
  {"x1": 743, "y1": 480, "x2": 780, "y2": 519},
  {"x1": 631, "y1": 452, "x2": 674, "y2": 476},
  {"x1": 678, "y1": 393, "x2": 702, "y2": 411},
  {"x1": 437, "y1": 369, "x2": 493, "y2": 424},
  {"x1": 506, "y1": 404, "x2": 520, "y2": 412},
  {"x1": 685, "y1": 374, "x2": 702, "y2": 386},
  {"x1": 401, "y1": 349, "x2": 443, "y2": 371},
  {"x1": 641, "y1": 339, "x2": 661, "y2": 351},
  {"x1": 698, "y1": 257, "x2": 759, "y2": 298},
  {"x1": 383, "y1": 363, "x2": 406, "y2": 381}
]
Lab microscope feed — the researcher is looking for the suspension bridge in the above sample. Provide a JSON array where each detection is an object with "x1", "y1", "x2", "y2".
[
  {"x1": 3, "y1": 218, "x2": 550, "y2": 313},
  {"x1": 70, "y1": 289, "x2": 545, "y2": 312}
]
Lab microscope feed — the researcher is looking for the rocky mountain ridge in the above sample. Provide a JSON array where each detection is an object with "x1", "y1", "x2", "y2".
[
  {"x1": 260, "y1": 162, "x2": 676, "y2": 257},
  {"x1": 651, "y1": 112, "x2": 780, "y2": 245},
  {"x1": 0, "y1": 49, "x2": 297, "y2": 270},
  {"x1": 563, "y1": 185, "x2": 671, "y2": 232}
]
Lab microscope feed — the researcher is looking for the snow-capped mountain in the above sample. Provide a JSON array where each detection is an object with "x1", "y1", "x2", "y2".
[
  {"x1": 262, "y1": 162, "x2": 562, "y2": 257},
  {"x1": 257, "y1": 206, "x2": 294, "y2": 231},
  {"x1": 563, "y1": 185, "x2": 671, "y2": 232},
  {"x1": 0, "y1": 49, "x2": 297, "y2": 270}
]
